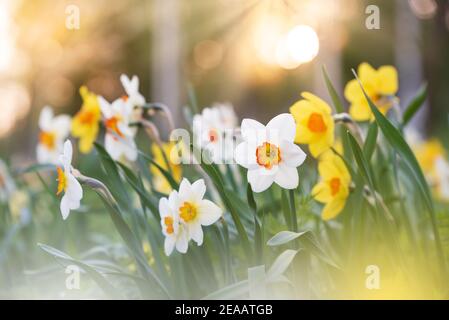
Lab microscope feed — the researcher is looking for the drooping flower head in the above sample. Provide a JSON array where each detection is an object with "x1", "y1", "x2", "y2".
[
  {"x1": 312, "y1": 152, "x2": 351, "y2": 220},
  {"x1": 193, "y1": 103, "x2": 238, "y2": 163},
  {"x1": 235, "y1": 113, "x2": 307, "y2": 193},
  {"x1": 290, "y1": 92, "x2": 335, "y2": 158},
  {"x1": 71, "y1": 86, "x2": 101, "y2": 154},
  {"x1": 150, "y1": 142, "x2": 183, "y2": 194},
  {"x1": 57, "y1": 140, "x2": 83, "y2": 220},
  {"x1": 37, "y1": 106, "x2": 71, "y2": 164},
  {"x1": 98, "y1": 96, "x2": 138, "y2": 162},
  {"x1": 344, "y1": 62, "x2": 398, "y2": 122}
]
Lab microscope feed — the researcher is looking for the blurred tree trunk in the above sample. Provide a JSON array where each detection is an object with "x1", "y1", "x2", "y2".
[{"x1": 152, "y1": 0, "x2": 181, "y2": 131}]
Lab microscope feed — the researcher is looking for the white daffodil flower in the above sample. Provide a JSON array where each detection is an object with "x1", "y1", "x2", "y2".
[
  {"x1": 120, "y1": 74, "x2": 145, "y2": 127},
  {"x1": 173, "y1": 178, "x2": 222, "y2": 247},
  {"x1": 193, "y1": 103, "x2": 238, "y2": 163},
  {"x1": 120, "y1": 74, "x2": 146, "y2": 109},
  {"x1": 235, "y1": 113, "x2": 307, "y2": 193},
  {"x1": 57, "y1": 140, "x2": 83, "y2": 220},
  {"x1": 98, "y1": 96, "x2": 138, "y2": 162},
  {"x1": 37, "y1": 106, "x2": 71, "y2": 164},
  {"x1": 159, "y1": 191, "x2": 189, "y2": 256}
]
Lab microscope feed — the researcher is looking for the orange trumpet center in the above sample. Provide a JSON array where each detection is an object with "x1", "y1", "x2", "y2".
[
  {"x1": 329, "y1": 177, "x2": 341, "y2": 196},
  {"x1": 39, "y1": 131, "x2": 56, "y2": 150},
  {"x1": 256, "y1": 142, "x2": 281, "y2": 170},
  {"x1": 164, "y1": 216, "x2": 174, "y2": 234},
  {"x1": 307, "y1": 113, "x2": 327, "y2": 133},
  {"x1": 104, "y1": 116, "x2": 124, "y2": 138}
]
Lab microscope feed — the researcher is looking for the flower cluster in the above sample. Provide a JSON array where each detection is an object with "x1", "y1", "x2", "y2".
[
  {"x1": 159, "y1": 178, "x2": 222, "y2": 256},
  {"x1": 35, "y1": 62, "x2": 434, "y2": 260}
]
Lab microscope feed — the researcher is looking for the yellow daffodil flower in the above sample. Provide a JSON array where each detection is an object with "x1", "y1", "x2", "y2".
[
  {"x1": 150, "y1": 142, "x2": 183, "y2": 194},
  {"x1": 290, "y1": 92, "x2": 335, "y2": 158},
  {"x1": 413, "y1": 138, "x2": 449, "y2": 201},
  {"x1": 344, "y1": 62, "x2": 398, "y2": 122},
  {"x1": 414, "y1": 139, "x2": 446, "y2": 174},
  {"x1": 71, "y1": 86, "x2": 101, "y2": 153},
  {"x1": 312, "y1": 152, "x2": 351, "y2": 220}
]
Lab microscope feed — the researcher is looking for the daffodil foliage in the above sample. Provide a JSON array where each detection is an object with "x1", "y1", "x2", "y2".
[{"x1": 1, "y1": 66, "x2": 449, "y2": 300}]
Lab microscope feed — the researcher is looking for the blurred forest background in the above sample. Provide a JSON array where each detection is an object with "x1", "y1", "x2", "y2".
[{"x1": 0, "y1": 0, "x2": 448, "y2": 164}]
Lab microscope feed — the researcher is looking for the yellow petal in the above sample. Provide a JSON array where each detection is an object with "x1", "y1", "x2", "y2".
[
  {"x1": 349, "y1": 101, "x2": 372, "y2": 122},
  {"x1": 310, "y1": 139, "x2": 329, "y2": 158},
  {"x1": 358, "y1": 62, "x2": 376, "y2": 81},
  {"x1": 312, "y1": 182, "x2": 332, "y2": 203},
  {"x1": 322, "y1": 197, "x2": 346, "y2": 220},
  {"x1": 377, "y1": 66, "x2": 398, "y2": 95},
  {"x1": 301, "y1": 91, "x2": 332, "y2": 114},
  {"x1": 344, "y1": 79, "x2": 364, "y2": 103}
]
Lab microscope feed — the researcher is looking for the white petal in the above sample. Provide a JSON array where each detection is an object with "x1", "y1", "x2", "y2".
[
  {"x1": 159, "y1": 197, "x2": 170, "y2": 218},
  {"x1": 53, "y1": 115, "x2": 72, "y2": 139},
  {"x1": 247, "y1": 168, "x2": 275, "y2": 193},
  {"x1": 241, "y1": 118, "x2": 265, "y2": 140},
  {"x1": 66, "y1": 174, "x2": 83, "y2": 202},
  {"x1": 198, "y1": 199, "x2": 222, "y2": 225},
  {"x1": 280, "y1": 141, "x2": 307, "y2": 167},
  {"x1": 120, "y1": 74, "x2": 132, "y2": 94},
  {"x1": 191, "y1": 179, "x2": 206, "y2": 202},
  {"x1": 266, "y1": 113, "x2": 296, "y2": 143},
  {"x1": 178, "y1": 178, "x2": 193, "y2": 200},
  {"x1": 176, "y1": 227, "x2": 189, "y2": 254},
  {"x1": 105, "y1": 134, "x2": 123, "y2": 160},
  {"x1": 235, "y1": 141, "x2": 257, "y2": 169},
  {"x1": 274, "y1": 165, "x2": 299, "y2": 190},
  {"x1": 60, "y1": 195, "x2": 70, "y2": 220},
  {"x1": 39, "y1": 106, "x2": 53, "y2": 131},
  {"x1": 189, "y1": 222, "x2": 203, "y2": 246},
  {"x1": 164, "y1": 236, "x2": 176, "y2": 256},
  {"x1": 63, "y1": 140, "x2": 73, "y2": 169},
  {"x1": 98, "y1": 96, "x2": 112, "y2": 118}
]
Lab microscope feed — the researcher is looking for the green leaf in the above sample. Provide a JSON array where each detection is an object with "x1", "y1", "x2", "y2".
[
  {"x1": 267, "y1": 249, "x2": 298, "y2": 280},
  {"x1": 363, "y1": 122, "x2": 378, "y2": 161},
  {"x1": 347, "y1": 131, "x2": 376, "y2": 190},
  {"x1": 139, "y1": 152, "x2": 179, "y2": 190},
  {"x1": 322, "y1": 66, "x2": 345, "y2": 113},
  {"x1": 38, "y1": 243, "x2": 122, "y2": 299},
  {"x1": 353, "y1": 72, "x2": 446, "y2": 271},
  {"x1": 267, "y1": 230, "x2": 308, "y2": 246},
  {"x1": 402, "y1": 83, "x2": 427, "y2": 126},
  {"x1": 82, "y1": 177, "x2": 171, "y2": 298}
]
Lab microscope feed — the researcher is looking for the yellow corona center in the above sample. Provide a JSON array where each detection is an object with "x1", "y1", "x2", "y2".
[
  {"x1": 179, "y1": 202, "x2": 197, "y2": 222},
  {"x1": 56, "y1": 167, "x2": 67, "y2": 195},
  {"x1": 39, "y1": 131, "x2": 56, "y2": 150},
  {"x1": 329, "y1": 177, "x2": 341, "y2": 196},
  {"x1": 164, "y1": 216, "x2": 174, "y2": 234},
  {"x1": 104, "y1": 116, "x2": 124, "y2": 138},
  {"x1": 256, "y1": 142, "x2": 281, "y2": 170},
  {"x1": 307, "y1": 113, "x2": 327, "y2": 133}
]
